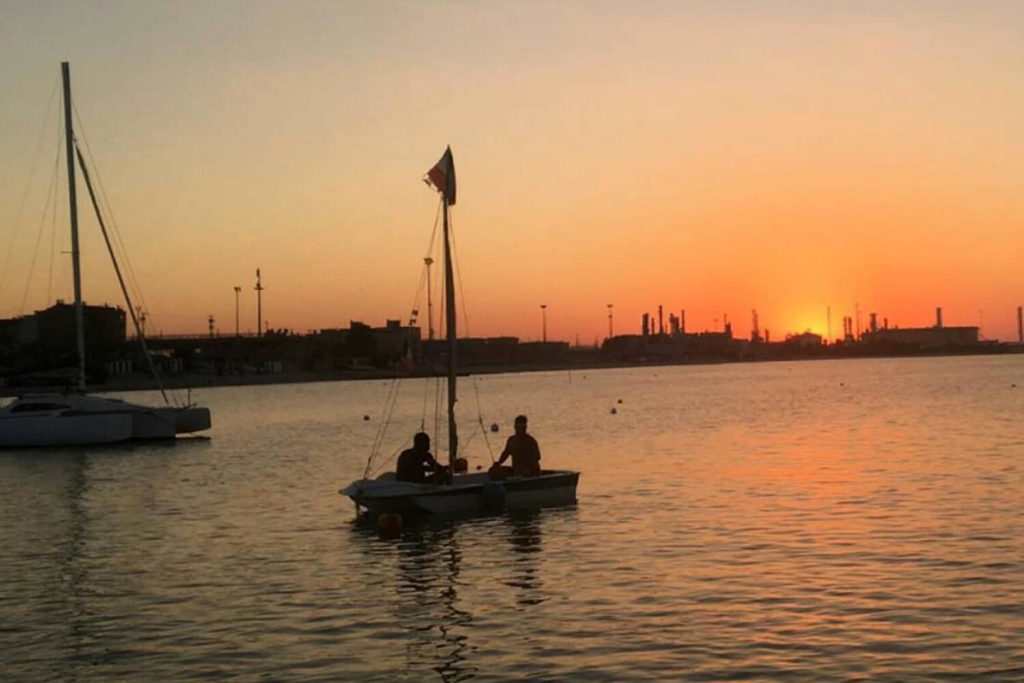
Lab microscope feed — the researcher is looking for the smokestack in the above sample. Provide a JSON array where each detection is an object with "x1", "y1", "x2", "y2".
[
  {"x1": 936, "y1": 307, "x2": 943, "y2": 328},
  {"x1": 870, "y1": 313, "x2": 877, "y2": 334},
  {"x1": 1018, "y1": 306, "x2": 1022, "y2": 343},
  {"x1": 658, "y1": 305, "x2": 663, "y2": 335},
  {"x1": 681, "y1": 310, "x2": 686, "y2": 334},
  {"x1": 642, "y1": 313, "x2": 650, "y2": 337}
]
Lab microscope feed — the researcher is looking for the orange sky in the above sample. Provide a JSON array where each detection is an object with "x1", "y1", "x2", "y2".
[{"x1": 1, "y1": 1, "x2": 1023, "y2": 343}]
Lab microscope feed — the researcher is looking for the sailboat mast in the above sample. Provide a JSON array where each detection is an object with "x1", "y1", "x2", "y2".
[
  {"x1": 62, "y1": 62, "x2": 86, "y2": 393},
  {"x1": 443, "y1": 197, "x2": 457, "y2": 469}
]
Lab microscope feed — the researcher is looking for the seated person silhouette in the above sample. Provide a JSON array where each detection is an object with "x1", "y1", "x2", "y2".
[
  {"x1": 396, "y1": 432, "x2": 442, "y2": 483},
  {"x1": 490, "y1": 414, "x2": 541, "y2": 479}
]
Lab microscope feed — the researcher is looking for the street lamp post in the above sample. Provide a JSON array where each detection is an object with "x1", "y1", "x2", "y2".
[
  {"x1": 424, "y1": 257, "x2": 434, "y2": 341},
  {"x1": 233, "y1": 286, "x2": 241, "y2": 337},
  {"x1": 541, "y1": 304, "x2": 548, "y2": 343},
  {"x1": 255, "y1": 268, "x2": 264, "y2": 339}
]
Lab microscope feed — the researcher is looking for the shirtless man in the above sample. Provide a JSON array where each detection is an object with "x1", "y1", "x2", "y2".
[{"x1": 494, "y1": 415, "x2": 541, "y2": 477}]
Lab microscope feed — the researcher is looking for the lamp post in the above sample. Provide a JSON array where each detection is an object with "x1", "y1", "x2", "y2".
[
  {"x1": 424, "y1": 257, "x2": 434, "y2": 341},
  {"x1": 233, "y1": 286, "x2": 241, "y2": 337},
  {"x1": 607, "y1": 303, "x2": 613, "y2": 339},
  {"x1": 541, "y1": 304, "x2": 547, "y2": 343},
  {"x1": 255, "y1": 268, "x2": 264, "y2": 339}
]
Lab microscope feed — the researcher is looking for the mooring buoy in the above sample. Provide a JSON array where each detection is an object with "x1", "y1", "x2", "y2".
[{"x1": 377, "y1": 513, "x2": 403, "y2": 537}]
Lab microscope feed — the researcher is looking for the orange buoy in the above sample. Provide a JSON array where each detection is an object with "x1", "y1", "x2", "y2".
[{"x1": 377, "y1": 513, "x2": 403, "y2": 537}]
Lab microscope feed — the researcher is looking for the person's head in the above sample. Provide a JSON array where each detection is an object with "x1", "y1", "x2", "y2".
[
  {"x1": 513, "y1": 414, "x2": 528, "y2": 435},
  {"x1": 413, "y1": 432, "x2": 430, "y2": 451}
]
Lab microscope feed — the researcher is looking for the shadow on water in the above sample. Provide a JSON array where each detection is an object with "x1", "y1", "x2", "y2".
[
  {"x1": 60, "y1": 452, "x2": 90, "y2": 675},
  {"x1": 0, "y1": 435, "x2": 212, "y2": 457},
  {"x1": 347, "y1": 517, "x2": 476, "y2": 682},
  {"x1": 344, "y1": 508, "x2": 567, "y2": 681},
  {"x1": 504, "y1": 510, "x2": 545, "y2": 605},
  {"x1": 0, "y1": 439, "x2": 212, "y2": 677}
]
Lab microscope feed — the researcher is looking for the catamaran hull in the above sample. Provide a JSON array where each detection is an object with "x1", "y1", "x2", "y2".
[
  {"x1": 0, "y1": 395, "x2": 212, "y2": 447},
  {"x1": 342, "y1": 470, "x2": 579, "y2": 517},
  {"x1": 0, "y1": 413, "x2": 134, "y2": 447}
]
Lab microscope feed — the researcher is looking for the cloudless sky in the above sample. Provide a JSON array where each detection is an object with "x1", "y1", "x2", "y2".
[{"x1": 2, "y1": 1, "x2": 1023, "y2": 342}]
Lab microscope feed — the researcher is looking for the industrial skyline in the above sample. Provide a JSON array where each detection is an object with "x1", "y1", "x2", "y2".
[{"x1": 2, "y1": 2, "x2": 1023, "y2": 342}]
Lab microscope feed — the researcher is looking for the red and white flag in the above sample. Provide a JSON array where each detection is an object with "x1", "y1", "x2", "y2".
[{"x1": 425, "y1": 146, "x2": 456, "y2": 205}]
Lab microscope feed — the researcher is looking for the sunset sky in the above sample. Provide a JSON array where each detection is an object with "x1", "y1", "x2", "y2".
[{"x1": 2, "y1": 1, "x2": 1023, "y2": 343}]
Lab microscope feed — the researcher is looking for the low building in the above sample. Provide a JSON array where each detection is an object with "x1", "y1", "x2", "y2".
[
  {"x1": 0, "y1": 300, "x2": 126, "y2": 375},
  {"x1": 861, "y1": 326, "x2": 979, "y2": 349}
]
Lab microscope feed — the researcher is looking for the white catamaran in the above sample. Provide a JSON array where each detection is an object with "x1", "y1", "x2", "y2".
[
  {"x1": 340, "y1": 146, "x2": 579, "y2": 516},
  {"x1": 0, "y1": 62, "x2": 211, "y2": 447}
]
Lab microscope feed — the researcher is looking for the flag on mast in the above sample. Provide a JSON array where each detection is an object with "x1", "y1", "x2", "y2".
[{"x1": 425, "y1": 146, "x2": 456, "y2": 205}]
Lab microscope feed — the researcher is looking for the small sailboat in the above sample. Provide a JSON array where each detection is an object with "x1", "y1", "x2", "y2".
[
  {"x1": 0, "y1": 62, "x2": 211, "y2": 447},
  {"x1": 340, "y1": 147, "x2": 579, "y2": 516}
]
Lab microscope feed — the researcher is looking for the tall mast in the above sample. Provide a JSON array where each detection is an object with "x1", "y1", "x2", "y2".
[
  {"x1": 443, "y1": 197, "x2": 457, "y2": 469},
  {"x1": 62, "y1": 62, "x2": 86, "y2": 393}
]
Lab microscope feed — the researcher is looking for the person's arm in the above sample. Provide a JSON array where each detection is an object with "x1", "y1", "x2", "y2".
[{"x1": 495, "y1": 438, "x2": 512, "y2": 466}]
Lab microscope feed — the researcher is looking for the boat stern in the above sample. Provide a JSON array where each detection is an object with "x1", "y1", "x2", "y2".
[{"x1": 174, "y1": 406, "x2": 211, "y2": 434}]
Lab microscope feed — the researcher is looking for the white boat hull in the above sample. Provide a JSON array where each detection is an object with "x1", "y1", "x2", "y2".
[
  {"x1": 341, "y1": 470, "x2": 579, "y2": 517},
  {"x1": 0, "y1": 394, "x2": 211, "y2": 447}
]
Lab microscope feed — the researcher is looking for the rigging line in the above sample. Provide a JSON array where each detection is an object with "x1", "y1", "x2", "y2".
[
  {"x1": 476, "y1": 411, "x2": 497, "y2": 462},
  {"x1": 420, "y1": 372, "x2": 431, "y2": 432},
  {"x1": 447, "y1": 213, "x2": 495, "y2": 460},
  {"x1": 0, "y1": 76, "x2": 60, "y2": 306},
  {"x1": 408, "y1": 200, "x2": 443, "y2": 326},
  {"x1": 72, "y1": 104, "x2": 150, "y2": 318},
  {"x1": 72, "y1": 104, "x2": 183, "y2": 405},
  {"x1": 75, "y1": 142, "x2": 169, "y2": 404},
  {"x1": 366, "y1": 374, "x2": 405, "y2": 478},
  {"x1": 461, "y1": 422, "x2": 483, "y2": 452},
  {"x1": 55, "y1": 148, "x2": 71, "y2": 305},
  {"x1": 19, "y1": 150, "x2": 61, "y2": 315},
  {"x1": 410, "y1": 261, "x2": 427, "y2": 325},
  {"x1": 367, "y1": 371, "x2": 413, "y2": 478},
  {"x1": 45, "y1": 119, "x2": 65, "y2": 308},
  {"x1": 45, "y1": 136, "x2": 65, "y2": 307},
  {"x1": 369, "y1": 443, "x2": 408, "y2": 479},
  {"x1": 45, "y1": 155, "x2": 60, "y2": 307},
  {"x1": 434, "y1": 373, "x2": 444, "y2": 457},
  {"x1": 367, "y1": 381, "x2": 396, "y2": 473}
]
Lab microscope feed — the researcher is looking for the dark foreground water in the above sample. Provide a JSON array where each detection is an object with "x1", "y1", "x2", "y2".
[{"x1": 2, "y1": 355, "x2": 1023, "y2": 680}]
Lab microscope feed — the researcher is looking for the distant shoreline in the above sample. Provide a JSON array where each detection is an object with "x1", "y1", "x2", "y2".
[{"x1": 3, "y1": 345, "x2": 1021, "y2": 398}]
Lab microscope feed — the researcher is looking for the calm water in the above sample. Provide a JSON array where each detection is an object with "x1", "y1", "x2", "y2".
[{"x1": 2, "y1": 355, "x2": 1024, "y2": 680}]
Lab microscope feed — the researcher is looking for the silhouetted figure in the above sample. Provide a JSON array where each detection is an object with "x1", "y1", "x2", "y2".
[
  {"x1": 493, "y1": 415, "x2": 541, "y2": 477},
  {"x1": 396, "y1": 432, "x2": 441, "y2": 483}
]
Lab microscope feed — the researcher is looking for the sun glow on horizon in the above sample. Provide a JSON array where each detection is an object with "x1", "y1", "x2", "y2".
[{"x1": 2, "y1": 3, "x2": 1024, "y2": 341}]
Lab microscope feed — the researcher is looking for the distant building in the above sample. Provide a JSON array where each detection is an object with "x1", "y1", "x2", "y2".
[
  {"x1": 317, "y1": 319, "x2": 421, "y2": 365},
  {"x1": 784, "y1": 331, "x2": 823, "y2": 348},
  {"x1": 861, "y1": 326, "x2": 979, "y2": 349},
  {"x1": 0, "y1": 301, "x2": 125, "y2": 375}
]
